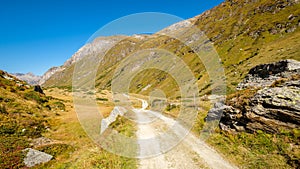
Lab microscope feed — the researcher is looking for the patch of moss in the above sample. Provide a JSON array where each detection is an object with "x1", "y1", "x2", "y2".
[
  {"x1": 37, "y1": 143, "x2": 75, "y2": 159},
  {"x1": 109, "y1": 115, "x2": 136, "y2": 138},
  {"x1": 24, "y1": 91, "x2": 48, "y2": 104}
]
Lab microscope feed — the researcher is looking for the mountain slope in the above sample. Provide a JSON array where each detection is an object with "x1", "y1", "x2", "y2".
[
  {"x1": 40, "y1": 35, "x2": 128, "y2": 87},
  {"x1": 192, "y1": 0, "x2": 300, "y2": 91},
  {"x1": 42, "y1": 0, "x2": 300, "y2": 97}
]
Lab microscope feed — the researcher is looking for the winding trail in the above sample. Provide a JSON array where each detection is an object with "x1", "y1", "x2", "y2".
[{"x1": 134, "y1": 98, "x2": 238, "y2": 169}]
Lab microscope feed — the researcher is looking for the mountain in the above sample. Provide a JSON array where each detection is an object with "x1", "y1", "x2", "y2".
[
  {"x1": 41, "y1": 0, "x2": 300, "y2": 97},
  {"x1": 38, "y1": 66, "x2": 64, "y2": 86},
  {"x1": 40, "y1": 36, "x2": 127, "y2": 87},
  {"x1": 11, "y1": 72, "x2": 41, "y2": 85}
]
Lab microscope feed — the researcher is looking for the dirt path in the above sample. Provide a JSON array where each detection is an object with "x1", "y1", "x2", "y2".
[{"x1": 135, "y1": 98, "x2": 238, "y2": 169}]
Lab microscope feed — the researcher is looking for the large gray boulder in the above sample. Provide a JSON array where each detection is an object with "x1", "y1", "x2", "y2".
[
  {"x1": 246, "y1": 82, "x2": 300, "y2": 133},
  {"x1": 23, "y1": 148, "x2": 53, "y2": 167},
  {"x1": 217, "y1": 59, "x2": 300, "y2": 133}
]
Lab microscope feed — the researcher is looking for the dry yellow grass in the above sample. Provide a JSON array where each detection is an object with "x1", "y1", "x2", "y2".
[{"x1": 38, "y1": 88, "x2": 136, "y2": 169}]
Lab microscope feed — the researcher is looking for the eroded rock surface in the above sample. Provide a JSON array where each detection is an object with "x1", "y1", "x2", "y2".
[
  {"x1": 237, "y1": 59, "x2": 300, "y2": 90},
  {"x1": 216, "y1": 59, "x2": 300, "y2": 133}
]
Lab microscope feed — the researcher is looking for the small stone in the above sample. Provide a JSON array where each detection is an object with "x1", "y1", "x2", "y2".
[{"x1": 23, "y1": 148, "x2": 53, "y2": 167}]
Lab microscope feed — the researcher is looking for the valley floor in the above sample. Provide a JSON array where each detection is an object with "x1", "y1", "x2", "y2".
[
  {"x1": 39, "y1": 87, "x2": 298, "y2": 169},
  {"x1": 43, "y1": 88, "x2": 238, "y2": 169}
]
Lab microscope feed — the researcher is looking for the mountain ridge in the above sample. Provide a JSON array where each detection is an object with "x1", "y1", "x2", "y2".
[
  {"x1": 10, "y1": 72, "x2": 41, "y2": 85},
  {"x1": 41, "y1": 0, "x2": 300, "y2": 97}
]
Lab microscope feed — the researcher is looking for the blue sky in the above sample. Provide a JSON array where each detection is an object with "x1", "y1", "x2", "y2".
[{"x1": 0, "y1": 0, "x2": 224, "y2": 75}]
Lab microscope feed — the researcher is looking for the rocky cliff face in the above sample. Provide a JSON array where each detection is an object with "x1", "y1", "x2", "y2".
[
  {"x1": 11, "y1": 72, "x2": 41, "y2": 85},
  {"x1": 38, "y1": 66, "x2": 64, "y2": 85},
  {"x1": 210, "y1": 59, "x2": 300, "y2": 133}
]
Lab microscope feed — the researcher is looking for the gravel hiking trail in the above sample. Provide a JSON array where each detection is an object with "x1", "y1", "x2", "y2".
[{"x1": 135, "y1": 98, "x2": 238, "y2": 169}]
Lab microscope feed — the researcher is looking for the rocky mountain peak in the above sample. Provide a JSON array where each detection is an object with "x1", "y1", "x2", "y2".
[
  {"x1": 11, "y1": 72, "x2": 41, "y2": 85},
  {"x1": 39, "y1": 35, "x2": 127, "y2": 86}
]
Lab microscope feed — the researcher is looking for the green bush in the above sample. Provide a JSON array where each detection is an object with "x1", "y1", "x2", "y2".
[
  {"x1": 231, "y1": 81, "x2": 239, "y2": 86},
  {"x1": 37, "y1": 144, "x2": 74, "y2": 158},
  {"x1": 0, "y1": 105, "x2": 8, "y2": 114},
  {"x1": 166, "y1": 104, "x2": 177, "y2": 111},
  {"x1": 0, "y1": 120, "x2": 18, "y2": 135},
  {"x1": 52, "y1": 101, "x2": 66, "y2": 111},
  {"x1": 96, "y1": 98, "x2": 108, "y2": 101},
  {"x1": 86, "y1": 91, "x2": 94, "y2": 95},
  {"x1": 24, "y1": 91, "x2": 48, "y2": 104},
  {"x1": 57, "y1": 86, "x2": 72, "y2": 92}
]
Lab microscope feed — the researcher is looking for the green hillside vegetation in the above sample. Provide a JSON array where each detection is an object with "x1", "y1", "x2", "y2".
[
  {"x1": 0, "y1": 71, "x2": 137, "y2": 168},
  {"x1": 0, "y1": 70, "x2": 66, "y2": 168},
  {"x1": 193, "y1": 0, "x2": 300, "y2": 93},
  {"x1": 41, "y1": 88, "x2": 137, "y2": 169}
]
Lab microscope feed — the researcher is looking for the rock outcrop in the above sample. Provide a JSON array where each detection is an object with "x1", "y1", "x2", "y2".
[
  {"x1": 216, "y1": 59, "x2": 300, "y2": 133},
  {"x1": 34, "y1": 85, "x2": 45, "y2": 95},
  {"x1": 38, "y1": 66, "x2": 64, "y2": 85},
  {"x1": 237, "y1": 59, "x2": 300, "y2": 90},
  {"x1": 0, "y1": 70, "x2": 30, "y2": 89}
]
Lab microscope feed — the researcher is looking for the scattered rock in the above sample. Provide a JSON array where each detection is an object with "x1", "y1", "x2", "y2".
[
  {"x1": 23, "y1": 148, "x2": 53, "y2": 167},
  {"x1": 30, "y1": 137, "x2": 56, "y2": 147},
  {"x1": 206, "y1": 102, "x2": 230, "y2": 121},
  {"x1": 34, "y1": 85, "x2": 45, "y2": 95}
]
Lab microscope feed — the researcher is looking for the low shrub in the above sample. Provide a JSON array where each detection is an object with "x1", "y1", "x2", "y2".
[
  {"x1": 37, "y1": 144, "x2": 75, "y2": 158},
  {"x1": 24, "y1": 91, "x2": 48, "y2": 104},
  {"x1": 0, "y1": 104, "x2": 8, "y2": 114},
  {"x1": 52, "y1": 101, "x2": 66, "y2": 111},
  {"x1": 96, "y1": 98, "x2": 108, "y2": 101}
]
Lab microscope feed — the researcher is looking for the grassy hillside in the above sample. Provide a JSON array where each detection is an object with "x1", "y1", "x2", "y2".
[
  {"x1": 0, "y1": 71, "x2": 137, "y2": 168},
  {"x1": 193, "y1": 0, "x2": 300, "y2": 93},
  {"x1": 0, "y1": 70, "x2": 65, "y2": 168},
  {"x1": 43, "y1": 0, "x2": 300, "y2": 99},
  {"x1": 39, "y1": 88, "x2": 137, "y2": 169}
]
